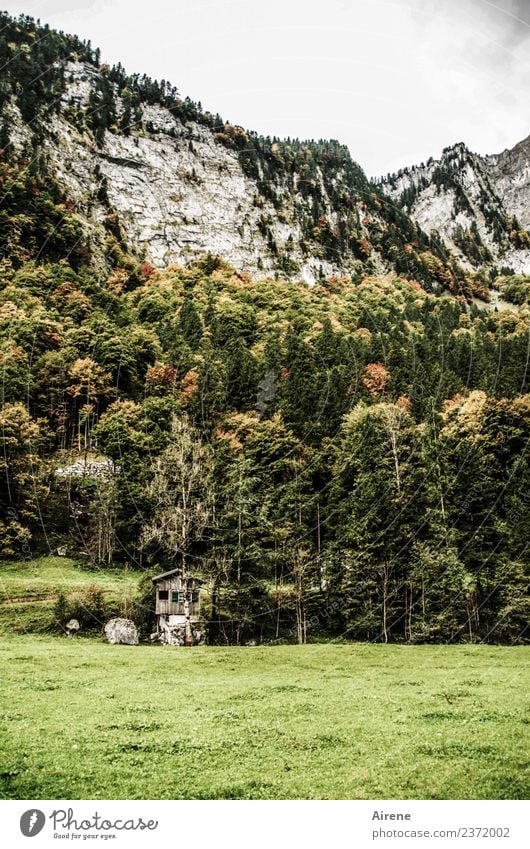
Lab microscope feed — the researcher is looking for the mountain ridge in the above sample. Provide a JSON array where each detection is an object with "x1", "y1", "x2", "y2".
[
  {"x1": 381, "y1": 136, "x2": 530, "y2": 277},
  {"x1": 0, "y1": 11, "x2": 476, "y2": 296},
  {"x1": 1, "y1": 11, "x2": 529, "y2": 299}
]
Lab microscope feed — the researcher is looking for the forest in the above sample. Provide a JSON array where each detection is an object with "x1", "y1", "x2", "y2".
[{"x1": 2, "y1": 246, "x2": 530, "y2": 644}]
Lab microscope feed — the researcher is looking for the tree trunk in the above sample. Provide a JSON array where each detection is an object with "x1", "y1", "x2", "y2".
[
  {"x1": 382, "y1": 565, "x2": 389, "y2": 643},
  {"x1": 184, "y1": 595, "x2": 193, "y2": 646}
]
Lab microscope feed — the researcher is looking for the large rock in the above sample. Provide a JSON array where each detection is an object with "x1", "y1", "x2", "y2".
[
  {"x1": 55, "y1": 458, "x2": 115, "y2": 479},
  {"x1": 65, "y1": 618, "x2": 79, "y2": 636},
  {"x1": 104, "y1": 617, "x2": 139, "y2": 645}
]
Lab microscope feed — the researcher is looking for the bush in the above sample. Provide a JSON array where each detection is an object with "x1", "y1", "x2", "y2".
[
  {"x1": 52, "y1": 591, "x2": 70, "y2": 628},
  {"x1": 52, "y1": 583, "x2": 117, "y2": 632}
]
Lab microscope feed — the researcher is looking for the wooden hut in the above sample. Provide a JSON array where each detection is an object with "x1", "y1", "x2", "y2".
[{"x1": 151, "y1": 568, "x2": 204, "y2": 645}]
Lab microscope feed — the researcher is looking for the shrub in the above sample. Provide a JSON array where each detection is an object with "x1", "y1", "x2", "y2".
[{"x1": 52, "y1": 583, "x2": 117, "y2": 633}]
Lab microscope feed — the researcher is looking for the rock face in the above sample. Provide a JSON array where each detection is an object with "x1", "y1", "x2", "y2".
[
  {"x1": 27, "y1": 61, "x2": 368, "y2": 284},
  {"x1": 3, "y1": 57, "x2": 440, "y2": 286},
  {"x1": 486, "y1": 135, "x2": 530, "y2": 231},
  {"x1": 381, "y1": 138, "x2": 530, "y2": 274},
  {"x1": 3, "y1": 21, "x2": 529, "y2": 288},
  {"x1": 45, "y1": 77, "x2": 282, "y2": 276},
  {"x1": 104, "y1": 617, "x2": 139, "y2": 645},
  {"x1": 44, "y1": 63, "x2": 530, "y2": 281}
]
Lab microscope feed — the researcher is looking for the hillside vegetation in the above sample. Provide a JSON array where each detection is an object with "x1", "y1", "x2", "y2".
[
  {"x1": 2, "y1": 256, "x2": 530, "y2": 643},
  {"x1": 0, "y1": 557, "x2": 142, "y2": 635}
]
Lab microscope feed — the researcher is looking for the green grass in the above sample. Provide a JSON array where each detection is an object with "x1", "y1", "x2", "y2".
[
  {"x1": 0, "y1": 636, "x2": 528, "y2": 799},
  {"x1": 0, "y1": 557, "x2": 143, "y2": 634}
]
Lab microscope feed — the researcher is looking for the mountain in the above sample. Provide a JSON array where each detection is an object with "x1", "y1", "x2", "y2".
[
  {"x1": 486, "y1": 134, "x2": 530, "y2": 232},
  {"x1": 2, "y1": 13, "x2": 530, "y2": 302},
  {"x1": 380, "y1": 138, "x2": 530, "y2": 277},
  {"x1": 0, "y1": 11, "x2": 477, "y2": 294}
]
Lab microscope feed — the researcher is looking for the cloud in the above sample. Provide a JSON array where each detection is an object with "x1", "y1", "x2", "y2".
[
  {"x1": 456, "y1": 0, "x2": 530, "y2": 49},
  {"x1": 409, "y1": 0, "x2": 530, "y2": 47},
  {"x1": 486, "y1": 0, "x2": 530, "y2": 44}
]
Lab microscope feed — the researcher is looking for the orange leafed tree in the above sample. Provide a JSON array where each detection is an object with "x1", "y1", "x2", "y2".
[
  {"x1": 146, "y1": 363, "x2": 177, "y2": 387},
  {"x1": 181, "y1": 368, "x2": 200, "y2": 399},
  {"x1": 139, "y1": 261, "x2": 156, "y2": 280},
  {"x1": 362, "y1": 362, "x2": 389, "y2": 397}
]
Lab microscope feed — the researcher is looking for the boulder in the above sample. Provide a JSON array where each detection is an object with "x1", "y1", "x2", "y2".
[
  {"x1": 159, "y1": 622, "x2": 186, "y2": 646},
  {"x1": 104, "y1": 617, "x2": 139, "y2": 645},
  {"x1": 158, "y1": 621, "x2": 206, "y2": 646},
  {"x1": 55, "y1": 458, "x2": 115, "y2": 480},
  {"x1": 65, "y1": 618, "x2": 80, "y2": 636}
]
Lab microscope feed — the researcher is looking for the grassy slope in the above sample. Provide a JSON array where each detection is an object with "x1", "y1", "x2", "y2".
[
  {"x1": 0, "y1": 636, "x2": 528, "y2": 800},
  {"x1": 0, "y1": 557, "x2": 143, "y2": 634}
]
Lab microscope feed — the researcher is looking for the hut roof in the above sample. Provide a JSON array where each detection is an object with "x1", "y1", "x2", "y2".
[{"x1": 151, "y1": 567, "x2": 205, "y2": 584}]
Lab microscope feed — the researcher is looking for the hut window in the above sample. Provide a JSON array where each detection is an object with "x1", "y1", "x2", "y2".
[
  {"x1": 158, "y1": 590, "x2": 169, "y2": 600},
  {"x1": 192, "y1": 590, "x2": 200, "y2": 603},
  {"x1": 171, "y1": 591, "x2": 185, "y2": 602}
]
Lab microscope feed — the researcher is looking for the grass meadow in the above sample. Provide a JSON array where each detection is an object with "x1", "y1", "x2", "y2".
[{"x1": 0, "y1": 636, "x2": 528, "y2": 800}]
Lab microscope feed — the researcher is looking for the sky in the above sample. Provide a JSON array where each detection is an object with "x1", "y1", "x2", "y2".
[{"x1": 3, "y1": 0, "x2": 530, "y2": 176}]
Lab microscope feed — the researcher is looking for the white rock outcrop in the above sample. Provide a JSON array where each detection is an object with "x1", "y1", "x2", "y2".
[
  {"x1": 40, "y1": 61, "x2": 352, "y2": 284},
  {"x1": 382, "y1": 139, "x2": 530, "y2": 274},
  {"x1": 55, "y1": 458, "x2": 115, "y2": 479},
  {"x1": 486, "y1": 134, "x2": 530, "y2": 231}
]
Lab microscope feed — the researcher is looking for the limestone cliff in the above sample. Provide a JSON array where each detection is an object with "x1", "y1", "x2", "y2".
[
  {"x1": 381, "y1": 139, "x2": 530, "y2": 275},
  {"x1": 0, "y1": 10, "x2": 466, "y2": 294},
  {"x1": 5, "y1": 59, "x2": 394, "y2": 284}
]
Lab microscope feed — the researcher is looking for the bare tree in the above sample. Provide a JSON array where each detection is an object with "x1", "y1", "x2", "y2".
[
  {"x1": 140, "y1": 417, "x2": 213, "y2": 577},
  {"x1": 292, "y1": 545, "x2": 310, "y2": 644}
]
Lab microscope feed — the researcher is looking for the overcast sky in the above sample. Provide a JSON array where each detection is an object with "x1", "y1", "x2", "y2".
[{"x1": 3, "y1": 0, "x2": 530, "y2": 175}]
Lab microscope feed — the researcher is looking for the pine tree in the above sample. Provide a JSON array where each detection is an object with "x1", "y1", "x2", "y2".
[{"x1": 179, "y1": 296, "x2": 203, "y2": 348}]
